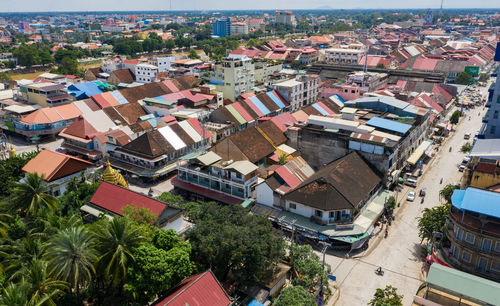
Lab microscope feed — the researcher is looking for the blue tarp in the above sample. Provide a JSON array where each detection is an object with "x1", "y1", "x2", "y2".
[
  {"x1": 451, "y1": 188, "x2": 500, "y2": 219},
  {"x1": 111, "y1": 91, "x2": 129, "y2": 105},
  {"x1": 266, "y1": 91, "x2": 285, "y2": 109},
  {"x1": 249, "y1": 96, "x2": 270, "y2": 115},
  {"x1": 365, "y1": 117, "x2": 411, "y2": 135},
  {"x1": 67, "y1": 82, "x2": 104, "y2": 99},
  {"x1": 312, "y1": 103, "x2": 330, "y2": 116}
]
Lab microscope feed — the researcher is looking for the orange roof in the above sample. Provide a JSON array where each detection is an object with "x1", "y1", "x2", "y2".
[
  {"x1": 22, "y1": 149, "x2": 94, "y2": 182},
  {"x1": 53, "y1": 103, "x2": 82, "y2": 120}
]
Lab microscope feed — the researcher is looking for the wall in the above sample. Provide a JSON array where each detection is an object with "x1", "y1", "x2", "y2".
[
  {"x1": 469, "y1": 170, "x2": 500, "y2": 189},
  {"x1": 256, "y1": 182, "x2": 275, "y2": 207},
  {"x1": 161, "y1": 214, "x2": 185, "y2": 233}
]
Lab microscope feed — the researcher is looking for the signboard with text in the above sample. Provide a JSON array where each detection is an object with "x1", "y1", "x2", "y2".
[{"x1": 465, "y1": 66, "x2": 480, "y2": 76}]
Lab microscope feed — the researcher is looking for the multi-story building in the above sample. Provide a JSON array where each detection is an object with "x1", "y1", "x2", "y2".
[
  {"x1": 148, "y1": 56, "x2": 177, "y2": 73},
  {"x1": 272, "y1": 74, "x2": 319, "y2": 111},
  {"x1": 135, "y1": 63, "x2": 158, "y2": 83},
  {"x1": 174, "y1": 151, "x2": 259, "y2": 204},
  {"x1": 170, "y1": 59, "x2": 205, "y2": 76},
  {"x1": 231, "y1": 22, "x2": 249, "y2": 35},
  {"x1": 254, "y1": 61, "x2": 283, "y2": 85},
  {"x1": 480, "y1": 42, "x2": 500, "y2": 138},
  {"x1": 17, "y1": 82, "x2": 73, "y2": 107},
  {"x1": 212, "y1": 17, "x2": 231, "y2": 37},
  {"x1": 443, "y1": 187, "x2": 500, "y2": 282},
  {"x1": 325, "y1": 47, "x2": 365, "y2": 65},
  {"x1": 275, "y1": 11, "x2": 297, "y2": 28},
  {"x1": 209, "y1": 55, "x2": 255, "y2": 101},
  {"x1": 298, "y1": 48, "x2": 318, "y2": 66}
]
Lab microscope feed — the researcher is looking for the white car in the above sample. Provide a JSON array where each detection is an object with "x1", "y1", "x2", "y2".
[{"x1": 407, "y1": 191, "x2": 416, "y2": 202}]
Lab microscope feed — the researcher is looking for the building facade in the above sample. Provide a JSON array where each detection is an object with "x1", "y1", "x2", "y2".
[
  {"x1": 135, "y1": 63, "x2": 158, "y2": 83},
  {"x1": 209, "y1": 55, "x2": 255, "y2": 101},
  {"x1": 481, "y1": 42, "x2": 500, "y2": 138},
  {"x1": 325, "y1": 47, "x2": 365, "y2": 65},
  {"x1": 275, "y1": 11, "x2": 297, "y2": 27},
  {"x1": 272, "y1": 74, "x2": 319, "y2": 111},
  {"x1": 212, "y1": 17, "x2": 231, "y2": 37}
]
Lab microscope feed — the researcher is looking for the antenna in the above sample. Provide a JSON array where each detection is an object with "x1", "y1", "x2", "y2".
[{"x1": 440, "y1": 0, "x2": 444, "y2": 18}]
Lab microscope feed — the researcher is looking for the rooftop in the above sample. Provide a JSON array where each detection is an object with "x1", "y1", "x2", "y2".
[{"x1": 451, "y1": 187, "x2": 500, "y2": 219}]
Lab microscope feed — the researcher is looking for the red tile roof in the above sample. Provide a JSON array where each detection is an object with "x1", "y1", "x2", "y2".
[
  {"x1": 89, "y1": 181, "x2": 166, "y2": 216},
  {"x1": 154, "y1": 270, "x2": 231, "y2": 306}
]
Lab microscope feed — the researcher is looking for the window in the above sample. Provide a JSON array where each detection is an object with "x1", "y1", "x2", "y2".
[
  {"x1": 495, "y1": 111, "x2": 499, "y2": 119},
  {"x1": 491, "y1": 126, "x2": 496, "y2": 134},
  {"x1": 289, "y1": 203, "x2": 296, "y2": 210},
  {"x1": 462, "y1": 251, "x2": 472, "y2": 263},
  {"x1": 329, "y1": 211, "x2": 338, "y2": 219},
  {"x1": 495, "y1": 241, "x2": 500, "y2": 252},
  {"x1": 464, "y1": 232, "x2": 475, "y2": 244},
  {"x1": 482, "y1": 239, "x2": 492, "y2": 252},
  {"x1": 456, "y1": 228, "x2": 463, "y2": 241},
  {"x1": 492, "y1": 261, "x2": 500, "y2": 272},
  {"x1": 477, "y1": 257, "x2": 488, "y2": 271},
  {"x1": 451, "y1": 244, "x2": 460, "y2": 259},
  {"x1": 315, "y1": 210, "x2": 323, "y2": 217}
]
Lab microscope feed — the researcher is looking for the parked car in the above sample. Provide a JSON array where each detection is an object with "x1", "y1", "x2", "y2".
[
  {"x1": 404, "y1": 178, "x2": 418, "y2": 187},
  {"x1": 459, "y1": 164, "x2": 466, "y2": 172},
  {"x1": 464, "y1": 132, "x2": 471, "y2": 140},
  {"x1": 407, "y1": 191, "x2": 416, "y2": 202}
]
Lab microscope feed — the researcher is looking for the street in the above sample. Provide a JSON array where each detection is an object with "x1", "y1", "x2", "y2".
[{"x1": 327, "y1": 93, "x2": 489, "y2": 305}]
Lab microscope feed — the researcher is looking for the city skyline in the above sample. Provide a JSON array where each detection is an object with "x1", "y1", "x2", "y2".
[{"x1": 1, "y1": 0, "x2": 499, "y2": 13}]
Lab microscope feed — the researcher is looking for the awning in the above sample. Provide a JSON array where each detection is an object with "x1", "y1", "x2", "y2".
[
  {"x1": 80, "y1": 204, "x2": 113, "y2": 219},
  {"x1": 407, "y1": 140, "x2": 433, "y2": 165}
]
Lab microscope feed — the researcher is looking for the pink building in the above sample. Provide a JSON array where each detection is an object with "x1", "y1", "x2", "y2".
[{"x1": 320, "y1": 84, "x2": 360, "y2": 101}]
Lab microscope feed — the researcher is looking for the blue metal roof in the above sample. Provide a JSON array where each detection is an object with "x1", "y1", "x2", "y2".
[
  {"x1": 249, "y1": 96, "x2": 270, "y2": 115},
  {"x1": 495, "y1": 42, "x2": 500, "y2": 62},
  {"x1": 266, "y1": 91, "x2": 285, "y2": 109},
  {"x1": 365, "y1": 117, "x2": 411, "y2": 134},
  {"x1": 312, "y1": 103, "x2": 329, "y2": 116},
  {"x1": 452, "y1": 188, "x2": 500, "y2": 219},
  {"x1": 67, "y1": 82, "x2": 103, "y2": 98}
]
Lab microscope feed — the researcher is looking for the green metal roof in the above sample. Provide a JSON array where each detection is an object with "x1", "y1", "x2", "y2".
[
  {"x1": 241, "y1": 199, "x2": 254, "y2": 208},
  {"x1": 226, "y1": 104, "x2": 247, "y2": 125},
  {"x1": 426, "y1": 264, "x2": 500, "y2": 305}
]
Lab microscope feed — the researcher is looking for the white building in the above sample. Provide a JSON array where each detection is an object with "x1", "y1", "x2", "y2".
[
  {"x1": 275, "y1": 11, "x2": 297, "y2": 27},
  {"x1": 272, "y1": 74, "x2": 319, "y2": 111},
  {"x1": 231, "y1": 22, "x2": 249, "y2": 35},
  {"x1": 254, "y1": 61, "x2": 283, "y2": 85},
  {"x1": 325, "y1": 47, "x2": 365, "y2": 65},
  {"x1": 135, "y1": 63, "x2": 159, "y2": 83},
  {"x1": 148, "y1": 56, "x2": 177, "y2": 72},
  {"x1": 209, "y1": 54, "x2": 255, "y2": 101}
]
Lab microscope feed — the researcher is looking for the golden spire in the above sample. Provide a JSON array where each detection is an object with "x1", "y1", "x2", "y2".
[
  {"x1": 102, "y1": 160, "x2": 129, "y2": 188},
  {"x1": 9, "y1": 145, "x2": 17, "y2": 158}
]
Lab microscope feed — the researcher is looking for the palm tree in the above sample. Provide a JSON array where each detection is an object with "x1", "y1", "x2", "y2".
[
  {"x1": 0, "y1": 281, "x2": 29, "y2": 306},
  {"x1": 10, "y1": 173, "x2": 58, "y2": 216},
  {"x1": 20, "y1": 259, "x2": 69, "y2": 306},
  {"x1": 0, "y1": 237, "x2": 46, "y2": 278},
  {"x1": 93, "y1": 217, "x2": 145, "y2": 287},
  {"x1": 0, "y1": 212, "x2": 12, "y2": 237},
  {"x1": 45, "y1": 226, "x2": 96, "y2": 300}
]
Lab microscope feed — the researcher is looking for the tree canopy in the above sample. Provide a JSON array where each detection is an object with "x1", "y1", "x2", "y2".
[
  {"x1": 273, "y1": 285, "x2": 314, "y2": 306},
  {"x1": 417, "y1": 203, "x2": 450, "y2": 243},
  {"x1": 369, "y1": 285, "x2": 403, "y2": 306}
]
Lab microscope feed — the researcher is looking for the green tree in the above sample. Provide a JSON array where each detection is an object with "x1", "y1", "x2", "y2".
[
  {"x1": 23, "y1": 259, "x2": 69, "y2": 305},
  {"x1": 187, "y1": 202, "x2": 285, "y2": 284},
  {"x1": 0, "y1": 71, "x2": 11, "y2": 82},
  {"x1": 376, "y1": 62, "x2": 386, "y2": 68},
  {"x1": 39, "y1": 48, "x2": 54, "y2": 65},
  {"x1": 164, "y1": 39, "x2": 175, "y2": 50},
  {"x1": 157, "y1": 192, "x2": 184, "y2": 206},
  {"x1": 478, "y1": 73, "x2": 489, "y2": 83},
  {"x1": 93, "y1": 217, "x2": 145, "y2": 287},
  {"x1": 417, "y1": 203, "x2": 450, "y2": 243},
  {"x1": 290, "y1": 60, "x2": 304, "y2": 70},
  {"x1": 278, "y1": 154, "x2": 288, "y2": 165},
  {"x1": 0, "y1": 151, "x2": 37, "y2": 199},
  {"x1": 368, "y1": 285, "x2": 403, "y2": 306},
  {"x1": 450, "y1": 110, "x2": 461, "y2": 124},
  {"x1": 121, "y1": 205, "x2": 156, "y2": 225},
  {"x1": 58, "y1": 178, "x2": 99, "y2": 216},
  {"x1": 461, "y1": 142, "x2": 472, "y2": 153},
  {"x1": 454, "y1": 71, "x2": 473, "y2": 85},
  {"x1": 12, "y1": 44, "x2": 39, "y2": 67},
  {"x1": 0, "y1": 281, "x2": 30, "y2": 306},
  {"x1": 440, "y1": 184, "x2": 458, "y2": 203},
  {"x1": 45, "y1": 226, "x2": 96, "y2": 300},
  {"x1": 188, "y1": 49, "x2": 200, "y2": 59},
  {"x1": 290, "y1": 244, "x2": 330, "y2": 291},
  {"x1": 273, "y1": 286, "x2": 314, "y2": 306},
  {"x1": 9, "y1": 172, "x2": 58, "y2": 217},
  {"x1": 58, "y1": 57, "x2": 79, "y2": 75},
  {"x1": 247, "y1": 38, "x2": 258, "y2": 47}
]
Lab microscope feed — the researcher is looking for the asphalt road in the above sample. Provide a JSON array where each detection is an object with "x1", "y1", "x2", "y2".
[{"x1": 327, "y1": 91, "x2": 489, "y2": 305}]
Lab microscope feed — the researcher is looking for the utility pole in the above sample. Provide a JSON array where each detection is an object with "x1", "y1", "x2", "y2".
[{"x1": 318, "y1": 241, "x2": 331, "y2": 306}]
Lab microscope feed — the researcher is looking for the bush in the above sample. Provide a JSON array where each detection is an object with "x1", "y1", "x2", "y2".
[{"x1": 461, "y1": 142, "x2": 472, "y2": 153}]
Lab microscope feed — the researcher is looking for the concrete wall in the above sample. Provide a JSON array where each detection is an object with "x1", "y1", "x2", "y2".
[{"x1": 256, "y1": 182, "x2": 275, "y2": 207}]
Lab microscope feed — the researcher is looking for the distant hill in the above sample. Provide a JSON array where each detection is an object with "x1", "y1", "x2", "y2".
[{"x1": 315, "y1": 6, "x2": 334, "y2": 10}]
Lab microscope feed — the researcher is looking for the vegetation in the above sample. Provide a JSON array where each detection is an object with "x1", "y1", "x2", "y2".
[
  {"x1": 186, "y1": 201, "x2": 285, "y2": 285},
  {"x1": 12, "y1": 44, "x2": 53, "y2": 68},
  {"x1": 450, "y1": 110, "x2": 462, "y2": 124},
  {"x1": 290, "y1": 244, "x2": 330, "y2": 292},
  {"x1": 454, "y1": 71, "x2": 473, "y2": 85},
  {"x1": 461, "y1": 142, "x2": 472, "y2": 153},
  {"x1": 368, "y1": 285, "x2": 403, "y2": 306},
  {"x1": 417, "y1": 203, "x2": 450, "y2": 243},
  {"x1": 439, "y1": 184, "x2": 459, "y2": 203},
  {"x1": 273, "y1": 285, "x2": 315, "y2": 306},
  {"x1": 478, "y1": 73, "x2": 490, "y2": 83}
]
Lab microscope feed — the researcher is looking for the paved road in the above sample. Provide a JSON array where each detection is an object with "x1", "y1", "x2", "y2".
[{"x1": 327, "y1": 94, "x2": 488, "y2": 305}]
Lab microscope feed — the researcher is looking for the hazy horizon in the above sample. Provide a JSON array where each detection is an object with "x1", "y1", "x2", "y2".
[{"x1": 0, "y1": 0, "x2": 499, "y2": 13}]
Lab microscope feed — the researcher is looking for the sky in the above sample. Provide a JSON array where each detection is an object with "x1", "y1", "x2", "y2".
[{"x1": 0, "y1": 0, "x2": 499, "y2": 12}]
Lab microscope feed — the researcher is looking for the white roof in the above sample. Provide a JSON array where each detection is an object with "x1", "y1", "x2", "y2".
[
  {"x1": 470, "y1": 139, "x2": 500, "y2": 159},
  {"x1": 38, "y1": 72, "x2": 64, "y2": 79},
  {"x1": 4, "y1": 104, "x2": 39, "y2": 114},
  {"x1": 341, "y1": 107, "x2": 357, "y2": 114},
  {"x1": 325, "y1": 47, "x2": 364, "y2": 54},
  {"x1": 277, "y1": 144, "x2": 296, "y2": 155},
  {"x1": 158, "y1": 125, "x2": 186, "y2": 150},
  {"x1": 0, "y1": 89, "x2": 14, "y2": 100},
  {"x1": 224, "y1": 160, "x2": 258, "y2": 175},
  {"x1": 178, "y1": 120, "x2": 202, "y2": 143},
  {"x1": 273, "y1": 78, "x2": 302, "y2": 88}
]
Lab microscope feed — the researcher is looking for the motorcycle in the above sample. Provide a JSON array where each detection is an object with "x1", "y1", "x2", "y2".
[
  {"x1": 449, "y1": 147, "x2": 452, "y2": 152},
  {"x1": 440, "y1": 178, "x2": 443, "y2": 184},
  {"x1": 375, "y1": 267, "x2": 384, "y2": 276},
  {"x1": 384, "y1": 229, "x2": 388, "y2": 238},
  {"x1": 421, "y1": 197, "x2": 424, "y2": 204}
]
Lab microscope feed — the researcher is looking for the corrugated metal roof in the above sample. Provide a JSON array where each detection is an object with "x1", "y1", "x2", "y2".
[
  {"x1": 101, "y1": 92, "x2": 120, "y2": 106},
  {"x1": 312, "y1": 103, "x2": 330, "y2": 116},
  {"x1": 275, "y1": 165, "x2": 301, "y2": 189},
  {"x1": 249, "y1": 96, "x2": 270, "y2": 115},
  {"x1": 178, "y1": 120, "x2": 202, "y2": 143},
  {"x1": 451, "y1": 188, "x2": 500, "y2": 219},
  {"x1": 426, "y1": 264, "x2": 500, "y2": 306},
  {"x1": 266, "y1": 91, "x2": 285, "y2": 109},
  {"x1": 158, "y1": 125, "x2": 186, "y2": 150},
  {"x1": 232, "y1": 102, "x2": 254, "y2": 122},
  {"x1": 316, "y1": 101, "x2": 334, "y2": 115},
  {"x1": 110, "y1": 91, "x2": 129, "y2": 105},
  {"x1": 365, "y1": 117, "x2": 411, "y2": 134},
  {"x1": 244, "y1": 98, "x2": 264, "y2": 117},
  {"x1": 226, "y1": 104, "x2": 247, "y2": 125}
]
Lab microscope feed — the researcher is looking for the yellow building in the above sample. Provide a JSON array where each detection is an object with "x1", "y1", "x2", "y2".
[
  {"x1": 465, "y1": 160, "x2": 500, "y2": 189},
  {"x1": 18, "y1": 82, "x2": 73, "y2": 107}
]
